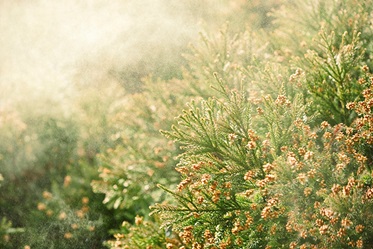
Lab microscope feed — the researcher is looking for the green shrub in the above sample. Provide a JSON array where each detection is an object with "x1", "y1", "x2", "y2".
[
  {"x1": 107, "y1": 0, "x2": 373, "y2": 248},
  {"x1": 2, "y1": 0, "x2": 372, "y2": 248},
  {"x1": 19, "y1": 82, "x2": 129, "y2": 248},
  {"x1": 150, "y1": 68, "x2": 373, "y2": 249},
  {"x1": 0, "y1": 101, "x2": 80, "y2": 248}
]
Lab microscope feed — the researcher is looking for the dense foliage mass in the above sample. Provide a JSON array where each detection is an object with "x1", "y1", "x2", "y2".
[{"x1": 1, "y1": 0, "x2": 373, "y2": 248}]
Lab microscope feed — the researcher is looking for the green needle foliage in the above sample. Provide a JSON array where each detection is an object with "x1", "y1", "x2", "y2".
[
  {"x1": 150, "y1": 76, "x2": 311, "y2": 248},
  {"x1": 302, "y1": 30, "x2": 365, "y2": 125}
]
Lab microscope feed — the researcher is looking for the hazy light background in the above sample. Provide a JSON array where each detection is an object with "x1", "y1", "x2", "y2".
[
  {"x1": 0, "y1": 0, "x2": 251, "y2": 178},
  {"x1": 0, "y1": 0, "x2": 235, "y2": 109}
]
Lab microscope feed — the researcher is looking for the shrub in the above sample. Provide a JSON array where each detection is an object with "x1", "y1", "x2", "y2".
[
  {"x1": 151, "y1": 67, "x2": 373, "y2": 249},
  {"x1": 0, "y1": 101, "x2": 80, "y2": 248},
  {"x1": 19, "y1": 82, "x2": 130, "y2": 248},
  {"x1": 107, "y1": 0, "x2": 373, "y2": 248}
]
